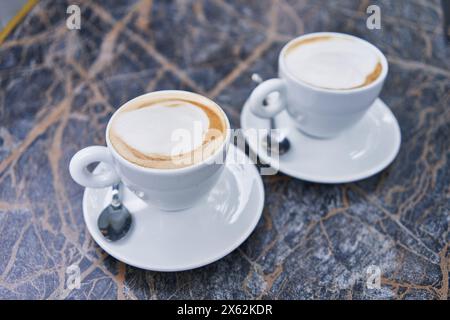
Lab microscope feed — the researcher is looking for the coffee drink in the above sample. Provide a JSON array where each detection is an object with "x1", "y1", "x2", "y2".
[
  {"x1": 70, "y1": 90, "x2": 231, "y2": 210},
  {"x1": 249, "y1": 32, "x2": 388, "y2": 138},
  {"x1": 109, "y1": 92, "x2": 227, "y2": 169},
  {"x1": 284, "y1": 35, "x2": 382, "y2": 90}
]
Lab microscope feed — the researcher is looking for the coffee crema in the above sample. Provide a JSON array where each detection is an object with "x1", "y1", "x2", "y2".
[
  {"x1": 109, "y1": 92, "x2": 227, "y2": 169},
  {"x1": 284, "y1": 36, "x2": 382, "y2": 90}
]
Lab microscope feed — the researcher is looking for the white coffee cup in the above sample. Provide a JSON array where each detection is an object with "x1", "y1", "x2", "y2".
[
  {"x1": 249, "y1": 32, "x2": 388, "y2": 138},
  {"x1": 69, "y1": 90, "x2": 231, "y2": 211}
]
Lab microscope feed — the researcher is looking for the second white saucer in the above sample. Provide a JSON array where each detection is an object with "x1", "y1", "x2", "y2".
[
  {"x1": 83, "y1": 144, "x2": 264, "y2": 271},
  {"x1": 241, "y1": 98, "x2": 401, "y2": 183}
]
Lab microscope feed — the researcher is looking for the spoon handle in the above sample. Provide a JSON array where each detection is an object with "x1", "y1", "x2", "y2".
[
  {"x1": 270, "y1": 116, "x2": 276, "y2": 131},
  {"x1": 111, "y1": 183, "x2": 121, "y2": 208}
]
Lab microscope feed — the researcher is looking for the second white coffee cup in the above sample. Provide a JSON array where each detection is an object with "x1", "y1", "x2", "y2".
[{"x1": 249, "y1": 32, "x2": 388, "y2": 138}]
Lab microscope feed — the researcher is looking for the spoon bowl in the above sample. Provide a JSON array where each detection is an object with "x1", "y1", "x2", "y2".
[{"x1": 98, "y1": 183, "x2": 132, "y2": 241}]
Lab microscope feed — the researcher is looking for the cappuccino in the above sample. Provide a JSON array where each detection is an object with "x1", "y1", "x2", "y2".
[
  {"x1": 109, "y1": 92, "x2": 227, "y2": 169},
  {"x1": 284, "y1": 35, "x2": 382, "y2": 90}
]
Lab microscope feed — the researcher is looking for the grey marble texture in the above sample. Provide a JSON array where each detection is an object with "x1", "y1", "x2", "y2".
[{"x1": 0, "y1": 0, "x2": 448, "y2": 299}]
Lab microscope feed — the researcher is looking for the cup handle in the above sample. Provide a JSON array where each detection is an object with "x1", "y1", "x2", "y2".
[
  {"x1": 69, "y1": 146, "x2": 120, "y2": 188},
  {"x1": 249, "y1": 78, "x2": 287, "y2": 118}
]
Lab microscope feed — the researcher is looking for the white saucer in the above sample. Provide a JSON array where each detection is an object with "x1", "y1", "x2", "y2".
[
  {"x1": 241, "y1": 98, "x2": 401, "y2": 183},
  {"x1": 83, "y1": 145, "x2": 264, "y2": 271}
]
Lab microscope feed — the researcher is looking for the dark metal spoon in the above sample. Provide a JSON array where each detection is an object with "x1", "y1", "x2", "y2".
[
  {"x1": 97, "y1": 183, "x2": 132, "y2": 241},
  {"x1": 251, "y1": 73, "x2": 291, "y2": 155}
]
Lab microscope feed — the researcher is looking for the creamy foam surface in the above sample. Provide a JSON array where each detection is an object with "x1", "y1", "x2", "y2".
[
  {"x1": 113, "y1": 102, "x2": 209, "y2": 156},
  {"x1": 109, "y1": 94, "x2": 226, "y2": 169},
  {"x1": 285, "y1": 36, "x2": 382, "y2": 90}
]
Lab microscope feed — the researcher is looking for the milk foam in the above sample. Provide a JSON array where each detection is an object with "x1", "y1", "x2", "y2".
[
  {"x1": 285, "y1": 37, "x2": 380, "y2": 90},
  {"x1": 113, "y1": 102, "x2": 209, "y2": 156}
]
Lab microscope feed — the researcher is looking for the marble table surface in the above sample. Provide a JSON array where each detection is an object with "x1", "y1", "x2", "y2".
[{"x1": 0, "y1": 0, "x2": 449, "y2": 300}]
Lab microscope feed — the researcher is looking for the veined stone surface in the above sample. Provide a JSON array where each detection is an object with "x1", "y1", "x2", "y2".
[{"x1": 0, "y1": 0, "x2": 448, "y2": 300}]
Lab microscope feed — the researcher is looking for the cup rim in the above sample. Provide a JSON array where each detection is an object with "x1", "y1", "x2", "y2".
[
  {"x1": 105, "y1": 90, "x2": 231, "y2": 175},
  {"x1": 279, "y1": 32, "x2": 389, "y2": 94}
]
